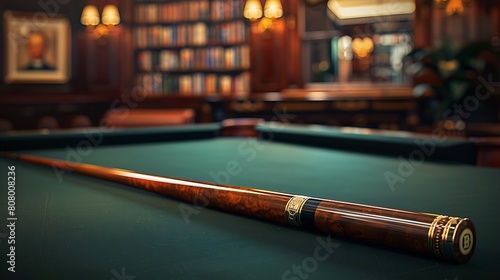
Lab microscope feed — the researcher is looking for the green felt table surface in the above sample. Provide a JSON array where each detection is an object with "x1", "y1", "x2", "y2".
[{"x1": 0, "y1": 124, "x2": 499, "y2": 279}]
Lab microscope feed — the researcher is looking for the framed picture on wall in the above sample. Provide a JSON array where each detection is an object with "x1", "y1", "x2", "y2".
[{"x1": 4, "y1": 11, "x2": 71, "y2": 83}]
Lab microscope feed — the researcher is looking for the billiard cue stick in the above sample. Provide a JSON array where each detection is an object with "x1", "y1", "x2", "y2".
[{"x1": 1, "y1": 152, "x2": 476, "y2": 264}]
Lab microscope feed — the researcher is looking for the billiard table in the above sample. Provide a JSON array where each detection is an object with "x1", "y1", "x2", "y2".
[{"x1": 0, "y1": 122, "x2": 499, "y2": 279}]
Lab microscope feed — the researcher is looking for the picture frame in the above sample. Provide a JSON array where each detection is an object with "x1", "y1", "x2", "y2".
[{"x1": 4, "y1": 11, "x2": 71, "y2": 83}]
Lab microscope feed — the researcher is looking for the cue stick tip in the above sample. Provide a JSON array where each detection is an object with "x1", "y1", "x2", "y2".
[{"x1": 0, "y1": 152, "x2": 19, "y2": 160}]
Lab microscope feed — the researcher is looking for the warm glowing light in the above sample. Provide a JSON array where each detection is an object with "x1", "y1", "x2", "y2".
[
  {"x1": 446, "y1": 0, "x2": 465, "y2": 16},
  {"x1": 102, "y1": 5, "x2": 120, "y2": 26},
  {"x1": 435, "y1": 0, "x2": 472, "y2": 16},
  {"x1": 257, "y1": 17, "x2": 274, "y2": 33},
  {"x1": 94, "y1": 24, "x2": 109, "y2": 37},
  {"x1": 327, "y1": 0, "x2": 415, "y2": 19},
  {"x1": 244, "y1": 0, "x2": 283, "y2": 33},
  {"x1": 244, "y1": 0, "x2": 263, "y2": 20},
  {"x1": 81, "y1": 5, "x2": 100, "y2": 26},
  {"x1": 338, "y1": 36, "x2": 353, "y2": 60},
  {"x1": 264, "y1": 0, "x2": 283, "y2": 19},
  {"x1": 352, "y1": 37, "x2": 374, "y2": 58},
  {"x1": 82, "y1": 5, "x2": 121, "y2": 38}
]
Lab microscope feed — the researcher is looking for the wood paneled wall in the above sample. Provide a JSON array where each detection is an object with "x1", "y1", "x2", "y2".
[
  {"x1": 250, "y1": 0, "x2": 302, "y2": 92},
  {"x1": 415, "y1": 0, "x2": 500, "y2": 48}
]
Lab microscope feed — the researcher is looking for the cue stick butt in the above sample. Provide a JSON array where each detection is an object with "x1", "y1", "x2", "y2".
[
  {"x1": 285, "y1": 195, "x2": 476, "y2": 264},
  {"x1": 427, "y1": 216, "x2": 476, "y2": 264}
]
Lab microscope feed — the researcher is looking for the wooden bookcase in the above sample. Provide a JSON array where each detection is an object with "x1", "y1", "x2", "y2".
[{"x1": 131, "y1": 0, "x2": 251, "y2": 98}]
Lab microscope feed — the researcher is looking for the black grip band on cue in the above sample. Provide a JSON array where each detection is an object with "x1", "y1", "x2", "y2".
[{"x1": 300, "y1": 198, "x2": 322, "y2": 229}]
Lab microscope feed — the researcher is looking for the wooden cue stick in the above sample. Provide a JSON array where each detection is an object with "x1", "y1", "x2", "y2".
[{"x1": 1, "y1": 152, "x2": 476, "y2": 264}]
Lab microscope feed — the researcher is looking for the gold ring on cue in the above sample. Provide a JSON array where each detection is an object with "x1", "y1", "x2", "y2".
[
  {"x1": 428, "y1": 215, "x2": 475, "y2": 261},
  {"x1": 285, "y1": 195, "x2": 310, "y2": 227}
]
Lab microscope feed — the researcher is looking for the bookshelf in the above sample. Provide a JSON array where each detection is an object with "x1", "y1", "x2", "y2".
[{"x1": 132, "y1": 0, "x2": 251, "y2": 97}]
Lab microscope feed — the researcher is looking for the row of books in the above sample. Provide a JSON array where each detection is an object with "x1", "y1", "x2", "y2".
[
  {"x1": 135, "y1": 72, "x2": 250, "y2": 97},
  {"x1": 134, "y1": 0, "x2": 244, "y2": 23},
  {"x1": 137, "y1": 46, "x2": 250, "y2": 72},
  {"x1": 134, "y1": 21, "x2": 248, "y2": 48}
]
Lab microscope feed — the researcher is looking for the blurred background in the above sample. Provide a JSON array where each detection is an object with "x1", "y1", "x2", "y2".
[{"x1": 0, "y1": 0, "x2": 498, "y2": 136}]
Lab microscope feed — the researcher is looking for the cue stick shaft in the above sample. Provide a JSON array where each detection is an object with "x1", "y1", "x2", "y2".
[{"x1": 1, "y1": 152, "x2": 476, "y2": 264}]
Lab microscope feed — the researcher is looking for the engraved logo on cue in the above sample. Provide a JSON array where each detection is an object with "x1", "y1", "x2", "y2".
[
  {"x1": 459, "y1": 228, "x2": 473, "y2": 255},
  {"x1": 285, "y1": 196, "x2": 309, "y2": 227}
]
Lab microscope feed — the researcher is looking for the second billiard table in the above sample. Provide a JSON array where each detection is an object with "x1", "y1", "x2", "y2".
[{"x1": 0, "y1": 122, "x2": 499, "y2": 279}]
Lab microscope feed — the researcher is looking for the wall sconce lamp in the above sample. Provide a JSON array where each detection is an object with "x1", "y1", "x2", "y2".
[
  {"x1": 81, "y1": 5, "x2": 120, "y2": 38},
  {"x1": 244, "y1": 0, "x2": 283, "y2": 33},
  {"x1": 435, "y1": 0, "x2": 473, "y2": 16}
]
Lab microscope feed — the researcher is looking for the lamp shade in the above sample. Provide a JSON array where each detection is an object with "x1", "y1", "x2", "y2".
[
  {"x1": 264, "y1": 0, "x2": 283, "y2": 19},
  {"x1": 327, "y1": 0, "x2": 415, "y2": 20},
  {"x1": 244, "y1": 0, "x2": 263, "y2": 20},
  {"x1": 81, "y1": 5, "x2": 100, "y2": 26},
  {"x1": 102, "y1": 5, "x2": 120, "y2": 26}
]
